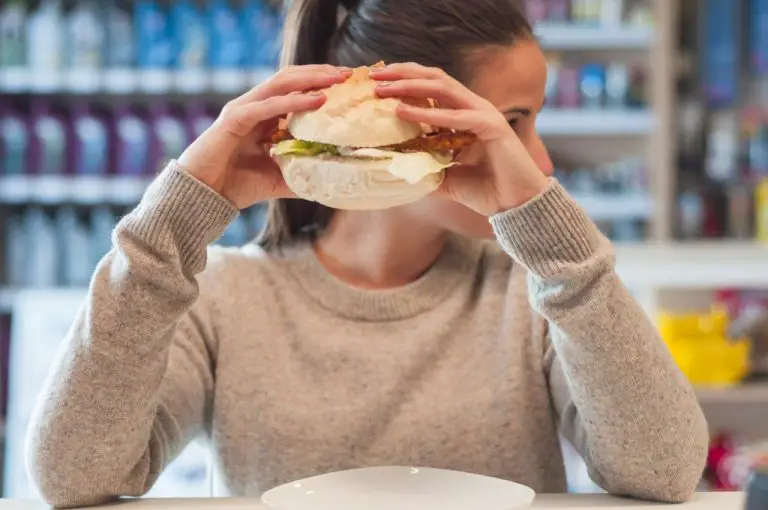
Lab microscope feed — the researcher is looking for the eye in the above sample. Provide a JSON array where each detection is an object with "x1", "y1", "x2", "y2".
[{"x1": 507, "y1": 118, "x2": 520, "y2": 127}]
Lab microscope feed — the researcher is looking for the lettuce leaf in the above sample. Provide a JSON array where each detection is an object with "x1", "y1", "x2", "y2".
[{"x1": 272, "y1": 139, "x2": 340, "y2": 156}]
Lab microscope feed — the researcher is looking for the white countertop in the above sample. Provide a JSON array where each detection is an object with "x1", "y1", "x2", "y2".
[{"x1": 0, "y1": 493, "x2": 744, "y2": 509}]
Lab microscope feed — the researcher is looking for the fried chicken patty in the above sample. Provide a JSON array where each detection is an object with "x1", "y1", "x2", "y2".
[{"x1": 270, "y1": 129, "x2": 476, "y2": 153}]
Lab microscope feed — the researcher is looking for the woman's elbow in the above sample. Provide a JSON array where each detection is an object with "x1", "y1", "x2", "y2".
[
  {"x1": 600, "y1": 426, "x2": 709, "y2": 503},
  {"x1": 26, "y1": 449, "x2": 114, "y2": 508},
  {"x1": 25, "y1": 435, "x2": 150, "y2": 508}
]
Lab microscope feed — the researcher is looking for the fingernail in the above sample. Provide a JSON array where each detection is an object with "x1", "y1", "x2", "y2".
[
  {"x1": 377, "y1": 81, "x2": 391, "y2": 87},
  {"x1": 309, "y1": 90, "x2": 325, "y2": 96},
  {"x1": 336, "y1": 66, "x2": 352, "y2": 73}
]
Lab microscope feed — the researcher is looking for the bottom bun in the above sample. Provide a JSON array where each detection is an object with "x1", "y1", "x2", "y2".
[{"x1": 275, "y1": 154, "x2": 444, "y2": 210}]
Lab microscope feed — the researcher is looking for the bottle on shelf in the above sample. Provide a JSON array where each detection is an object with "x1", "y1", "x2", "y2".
[
  {"x1": 749, "y1": 0, "x2": 768, "y2": 75},
  {"x1": 208, "y1": 0, "x2": 248, "y2": 92},
  {"x1": 135, "y1": 0, "x2": 173, "y2": 92},
  {"x1": 72, "y1": 102, "x2": 109, "y2": 177},
  {"x1": 56, "y1": 206, "x2": 92, "y2": 287},
  {"x1": 149, "y1": 102, "x2": 189, "y2": 175},
  {"x1": 242, "y1": 0, "x2": 282, "y2": 69},
  {"x1": 756, "y1": 179, "x2": 768, "y2": 243},
  {"x1": 599, "y1": 0, "x2": 625, "y2": 26},
  {"x1": 65, "y1": 0, "x2": 105, "y2": 70},
  {"x1": 0, "y1": 105, "x2": 29, "y2": 176},
  {"x1": 172, "y1": 0, "x2": 208, "y2": 69},
  {"x1": 0, "y1": 0, "x2": 27, "y2": 68},
  {"x1": 112, "y1": 103, "x2": 151, "y2": 177},
  {"x1": 702, "y1": 0, "x2": 740, "y2": 107},
  {"x1": 23, "y1": 207, "x2": 58, "y2": 288},
  {"x1": 746, "y1": 464, "x2": 768, "y2": 510},
  {"x1": 26, "y1": 0, "x2": 65, "y2": 88},
  {"x1": 4, "y1": 211, "x2": 26, "y2": 287},
  {"x1": 579, "y1": 63, "x2": 606, "y2": 108},
  {"x1": 90, "y1": 206, "x2": 118, "y2": 271},
  {"x1": 105, "y1": 0, "x2": 134, "y2": 70},
  {"x1": 208, "y1": 0, "x2": 247, "y2": 70},
  {"x1": 29, "y1": 100, "x2": 68, "y2": 177},
  {"x1": 172, "y1": 0, "x2": 208, "y2": 92}
]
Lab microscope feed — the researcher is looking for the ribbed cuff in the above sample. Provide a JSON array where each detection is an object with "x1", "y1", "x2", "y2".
[
  {"x1": 489, "y1": 179, "x2": 607, "y2": 279},
  {"x1": 121, "y1": 161, "x2": 239, "y2": 273}
]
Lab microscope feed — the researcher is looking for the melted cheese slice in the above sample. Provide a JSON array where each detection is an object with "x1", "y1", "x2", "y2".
[{"x1": 339, "y1": 147, "x2": 454, "y2": 184}]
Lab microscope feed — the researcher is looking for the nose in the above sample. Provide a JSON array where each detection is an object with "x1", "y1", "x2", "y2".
[{"x1": 531, "y1": 132, "x2": 554, "y2": 176}]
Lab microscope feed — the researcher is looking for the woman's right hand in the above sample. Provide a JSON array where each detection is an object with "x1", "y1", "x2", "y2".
[{"x1": 178, "y1": 65, "x2": 352, "y2": 209}]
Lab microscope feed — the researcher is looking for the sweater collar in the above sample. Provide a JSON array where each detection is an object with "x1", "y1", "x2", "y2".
[{"x1": 279, "y1": 233, "x2": 483, "y2": 322}]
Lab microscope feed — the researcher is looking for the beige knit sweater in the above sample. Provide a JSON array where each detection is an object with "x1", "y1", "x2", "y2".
[{"x1": 25, "y1": 163, "x2": 709, "y2": 508}]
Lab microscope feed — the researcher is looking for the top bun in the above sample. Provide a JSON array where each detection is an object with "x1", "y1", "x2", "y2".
[{"x1": 287, "y1": 64, "x2": 426, "y2": 148}]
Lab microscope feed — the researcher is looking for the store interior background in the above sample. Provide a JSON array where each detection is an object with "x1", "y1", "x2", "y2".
[{"x1": 0, "y1": 0, "x2": 767, "y2": 499}]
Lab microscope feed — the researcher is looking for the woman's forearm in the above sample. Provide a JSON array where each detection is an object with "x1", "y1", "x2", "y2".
[
  {"x1": 491, "y1": 181, "x2": 709, "y2": 502},
  {"x1": 25, "y1": 164, "x2": 238, "y2": 508}
]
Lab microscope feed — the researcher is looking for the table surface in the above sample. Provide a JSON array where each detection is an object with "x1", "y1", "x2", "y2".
[{"x1": 0, "y1": 493, "x2": 744, "y2": 509}]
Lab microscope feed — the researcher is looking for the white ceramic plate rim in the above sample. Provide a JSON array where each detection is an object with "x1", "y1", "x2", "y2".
[{"x1": 261, "y1": 466, "x2": 536, "y2": 510}]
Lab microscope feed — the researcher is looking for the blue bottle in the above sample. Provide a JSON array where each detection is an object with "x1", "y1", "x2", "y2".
[
  {"x1": 750, "y1": 0, "x2": 768, "y2": 75},
  {"x1": 242, "y1": 0, "x2": 282, "y2": 69},
  {"x1": 702, "y1": 0, "x2": 739, "y2": 107},
  {"x1": 208, "y1": 0, "x2": 246, "y2": 69},
  {"x1": 172, "y1": 0, "x2": 207, "y2": 70},
  {"x1": 134, "y1": 0, "x2": 172, "y2": 70},
  {"x1": 579, "y1": 63, "x2": 606, "y2": 109}
]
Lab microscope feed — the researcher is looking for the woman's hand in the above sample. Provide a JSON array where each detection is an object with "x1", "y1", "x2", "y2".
[
  {"x1": 178, "y1": 65, "x2": 352, "y2": 209},
  {"x1": 372, "y1": 63, "x2": 549, "y2": 216}
]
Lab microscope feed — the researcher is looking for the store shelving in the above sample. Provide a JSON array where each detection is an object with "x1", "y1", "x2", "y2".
[
  {"x1": 697, "y1": 383, "x2": 768, "y2": 438},
  {"x1": 536, "y1": 109, "x2": 655, "y2": 136},
  {"x1": 614, "y1": 242, "x2": 768, "y2": 289},
  {"x1": 571, "y1": 192, "x2": 654, "y2": 221},
  {"x1": 0, "y1": 175, "x2": 653, "y2": 222},
  {"x1": 0, "y1": 68, "x2": 274, "y2": 95},
  {"x1": 0, "y1": 175, "x2": 150, "y2": 206},
  {"x1": 534, "y1": 22, "x2": 655, "y2": 50},
  {"x1": 696, "y1": 383, "x2": 768, "y2": 405}
]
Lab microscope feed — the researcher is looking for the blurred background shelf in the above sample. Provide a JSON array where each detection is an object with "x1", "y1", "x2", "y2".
[
  {"x1": 697, "y1": 383, "x2": 768, "y2": 439},
  {"x1": 0, "y1": 68, "x2": 274, "y2": 95},
  {"x1": 0, "y1": 175, "x2": 150, "y2": 205},
  {"x1": 696, "y1": 382, "x2": 768, "y2": 405},
  {"x1": 615, "y1": 243, "x2": 768, "y2": 289},
  {"x1": 536, "y1": 109, "x2": 655, "y2": 136},
  {"x1": 571, "y1": 192, "x2": 654, "y2": 221},
  {"x1": 535, "y1": 23, "x2": 655, "y2": 49}
]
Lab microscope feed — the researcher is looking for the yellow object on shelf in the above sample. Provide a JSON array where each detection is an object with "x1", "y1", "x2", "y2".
[
  {"x1": 658, "y1": 306, "x2": 750, "y2": 387},
  {"x1": 756, "y1": 178, "x2": 768, "y2": 244}
]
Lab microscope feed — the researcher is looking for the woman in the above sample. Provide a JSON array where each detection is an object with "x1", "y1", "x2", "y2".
[{"x1": 26, "y1": 0, "x2": 708, "y2": 507}]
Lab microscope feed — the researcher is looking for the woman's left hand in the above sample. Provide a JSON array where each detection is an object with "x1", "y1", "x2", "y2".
[{"x1": 372, "y1": 63, "x2": 549, "y2": 216}]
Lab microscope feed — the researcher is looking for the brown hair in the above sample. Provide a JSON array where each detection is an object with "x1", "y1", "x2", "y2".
[{"x1": 258, "y1": 0, "x2": 532, "y2": 249}]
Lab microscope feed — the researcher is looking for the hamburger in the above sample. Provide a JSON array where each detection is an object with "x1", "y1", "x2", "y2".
[{"x1": 270, "y1": 63, "x2": 476, "y2": 210}]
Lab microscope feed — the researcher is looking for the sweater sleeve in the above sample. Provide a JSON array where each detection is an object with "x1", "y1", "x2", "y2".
[
  {"x1": 490, "y1": 180, "x2": 709, "y2": 503},
  {"x1": 25, "y1": 163, "x2": 239, "y2": 508}
]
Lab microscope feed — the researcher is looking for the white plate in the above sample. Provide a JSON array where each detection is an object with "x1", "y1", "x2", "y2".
[{"x1": 261, "y1": 466, "x2": 536, "y2": 510}]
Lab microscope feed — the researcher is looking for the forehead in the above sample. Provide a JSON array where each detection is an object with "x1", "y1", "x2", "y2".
[{"x1": 469, "y1": 39, "x2": 547, "y2": 111}]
